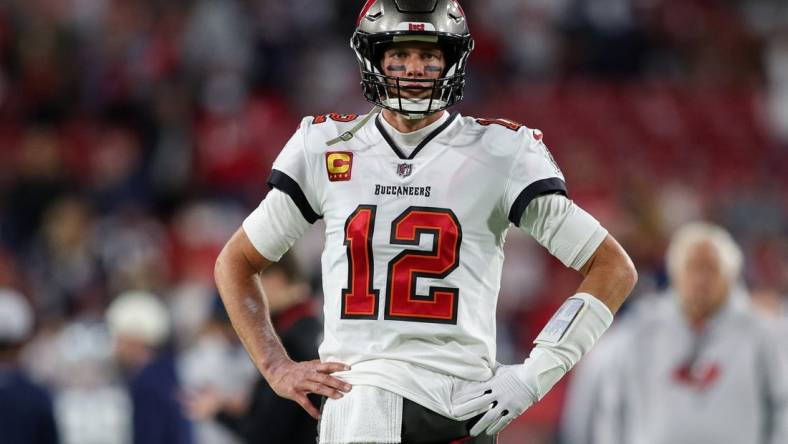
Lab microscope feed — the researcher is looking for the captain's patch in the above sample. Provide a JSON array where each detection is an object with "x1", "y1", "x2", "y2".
[{"x1": 326, "y1": 152, "x2": 353, "y2": 182}]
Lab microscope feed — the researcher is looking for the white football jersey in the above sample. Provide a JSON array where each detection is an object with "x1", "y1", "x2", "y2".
[{"x1": 266, "y1": 111, "x2": 568, "y2": 417}]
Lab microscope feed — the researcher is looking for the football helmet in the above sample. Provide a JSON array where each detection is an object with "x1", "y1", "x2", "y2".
[{"x1": 351, "y1": 0, "x2": 474, "y2": 118}]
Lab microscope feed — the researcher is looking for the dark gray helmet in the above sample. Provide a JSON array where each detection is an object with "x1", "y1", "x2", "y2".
[{"x1": 351, "y1": 0, "x2": 474, "y2": 117}]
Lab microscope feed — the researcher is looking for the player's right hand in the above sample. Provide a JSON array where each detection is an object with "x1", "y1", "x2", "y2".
[{"x1": 266, "y1": 359, "x2": 353, "y2": 419}]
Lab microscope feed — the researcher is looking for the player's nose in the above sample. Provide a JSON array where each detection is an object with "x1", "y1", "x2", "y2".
[{"x1": 404, "y1": 56, "x2": 425, "y2": 78}]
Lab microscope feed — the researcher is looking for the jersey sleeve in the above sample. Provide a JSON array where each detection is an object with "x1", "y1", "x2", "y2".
[
  {"x1": 503, "y1": 129, "x2": 567, "y2": 225},
  {"x1": 267, "y1": 118, "x2": 322, "y2": 224},
  {"x1": 519, "y1": 194, "x2": 608, "y2": 270},
  {"x1": 242, "y1": 188, "x2": 311, "y2": 261}
]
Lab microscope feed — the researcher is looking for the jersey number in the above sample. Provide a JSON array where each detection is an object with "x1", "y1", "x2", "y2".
[
  {"x1": 341, "y1": 205, "x2": 461, "y2": 324},
  {"x1": 475, "y1": 118, "x2": 523, "y2": 131},
  {"x1": 313, "y1": 113, "x2": 359, "y2": 124}
]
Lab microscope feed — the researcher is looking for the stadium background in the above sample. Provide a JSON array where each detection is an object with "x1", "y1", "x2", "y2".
[{"x1": 0, "y1": 0, "x2": 786, "y2": 442}]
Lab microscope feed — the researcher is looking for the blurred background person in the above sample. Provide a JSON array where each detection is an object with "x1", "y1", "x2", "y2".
[
  {"x1": 177, "y1": 295, "x2": 256, "y2": 444},
  {"x1": 563, "y1": 222, "x2": 788, "y2": 444},
  {"x1": 0, "y1": 288, "x2": 59, "y2": 444},
  {"x1": 185, "y1": 252, "x2": 322, "y2": 444},
  {"x1": 106, "y1": 290, "x2": 193, "y2": 444}
]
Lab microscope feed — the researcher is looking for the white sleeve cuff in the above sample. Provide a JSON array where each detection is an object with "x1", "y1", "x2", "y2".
[
  {"x1": 519, "y1": 194, "x2": 608, "y2": 270},
  {"x1": 242, "y1": 188, "x2": 311, "y2": 261},
  {"x1": 521, "y1": 293, "x2": 614, "y2": 400}
]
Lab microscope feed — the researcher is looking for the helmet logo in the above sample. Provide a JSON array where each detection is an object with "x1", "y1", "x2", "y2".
[{"x1": 395, "y1": 22, "x2": 436, "y2": 31}]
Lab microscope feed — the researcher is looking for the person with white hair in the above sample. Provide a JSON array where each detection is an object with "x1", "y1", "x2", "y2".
[
  {"x1": 0, "y1": 288, "x2": 59, "y2": 444},
  {"x1": 106, "y1": 290, "x2": 193, "y2": 444},
  {"x1": 562, "y1": 222, "x2": 788, "y2": 444}
]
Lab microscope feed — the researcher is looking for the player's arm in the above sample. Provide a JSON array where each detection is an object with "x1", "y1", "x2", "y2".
[
  {"x1": 214, "y1": 189, "x2": 351, "y2": 420},
  {"x1": 577, "y1": 234, "x2": 636, "y2": 313},
  {"x1": 521, "y1": 193, "x2": 637, "y2": 314},
  {"x1": 453, "y1": 194, "x2": 637, "y2": 435}
]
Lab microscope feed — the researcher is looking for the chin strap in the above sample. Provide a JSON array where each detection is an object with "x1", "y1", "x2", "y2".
[
  {"x1": 381, "y1": 97, "x2": 449, "y2": 118},
  {"x1": 326, "y1": 106, "x2": 381, "y2": 146}
]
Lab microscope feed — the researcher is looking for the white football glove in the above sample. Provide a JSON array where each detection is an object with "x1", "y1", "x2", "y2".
[
  {"x1": 452, "y1": 292, "x2": 614, "y2": 436},
  {"x1": 451, "y1": 364, "x2": 538, "y2": 436}
]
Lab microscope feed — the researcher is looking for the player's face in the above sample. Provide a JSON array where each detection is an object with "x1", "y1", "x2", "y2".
[
  {"x1": 380, "y1": 42, "x2": 445, "y2": 100},
  {"x1": 675, "y1": 241, "x2": 730, "y2": 323}
]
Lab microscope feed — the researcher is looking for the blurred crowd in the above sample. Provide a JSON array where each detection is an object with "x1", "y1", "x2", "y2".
[{"x1": 0, "y1": 0, "x2": 787, "y2": 443}]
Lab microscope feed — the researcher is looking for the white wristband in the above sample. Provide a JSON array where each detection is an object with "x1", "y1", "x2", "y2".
[{"x1": 519, "y1": 292, "x2": 613, "y2": 400}]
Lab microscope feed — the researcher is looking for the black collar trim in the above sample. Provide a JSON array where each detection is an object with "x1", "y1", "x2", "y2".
[{"x1": 375, "y1": 112, "x2": 458, "y2": 160}]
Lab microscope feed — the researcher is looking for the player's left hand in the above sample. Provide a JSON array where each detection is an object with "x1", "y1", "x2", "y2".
[{"x1": 451, "y1": 364, "x2": 538, "y2": 436}]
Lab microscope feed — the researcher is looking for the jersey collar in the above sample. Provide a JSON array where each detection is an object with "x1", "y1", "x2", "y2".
[{"x1": 375, "y1": 112, "x2": 459, "y2": 160}]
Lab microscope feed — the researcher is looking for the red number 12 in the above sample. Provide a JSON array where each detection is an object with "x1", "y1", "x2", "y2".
[{"x1": 341, "y1": 205, "x2": 461, "y2": 324}]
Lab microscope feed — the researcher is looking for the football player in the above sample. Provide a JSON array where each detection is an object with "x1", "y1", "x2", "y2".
[{"x1": 214, "y1": 0, "x2": 638, "y2": 442}]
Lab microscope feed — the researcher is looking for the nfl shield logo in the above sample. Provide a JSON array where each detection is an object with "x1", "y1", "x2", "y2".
[{"x1": 396, "y1": 163, "x2": 412, "y2": 177}]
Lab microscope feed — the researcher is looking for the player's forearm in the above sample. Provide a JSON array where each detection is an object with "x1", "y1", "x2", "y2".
[
  {"x1": 577, "y1": 235, "x2": 637, "y2": 314},
  {"x1": 214, "y1": 238, "x2": 289, "y2": 378},
  {"x1": 500, "y1": 235, "x2": 635, "y2": 411},
  {"x1": 456, "y1": 236, "x2": 635, "y2": 436}
]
